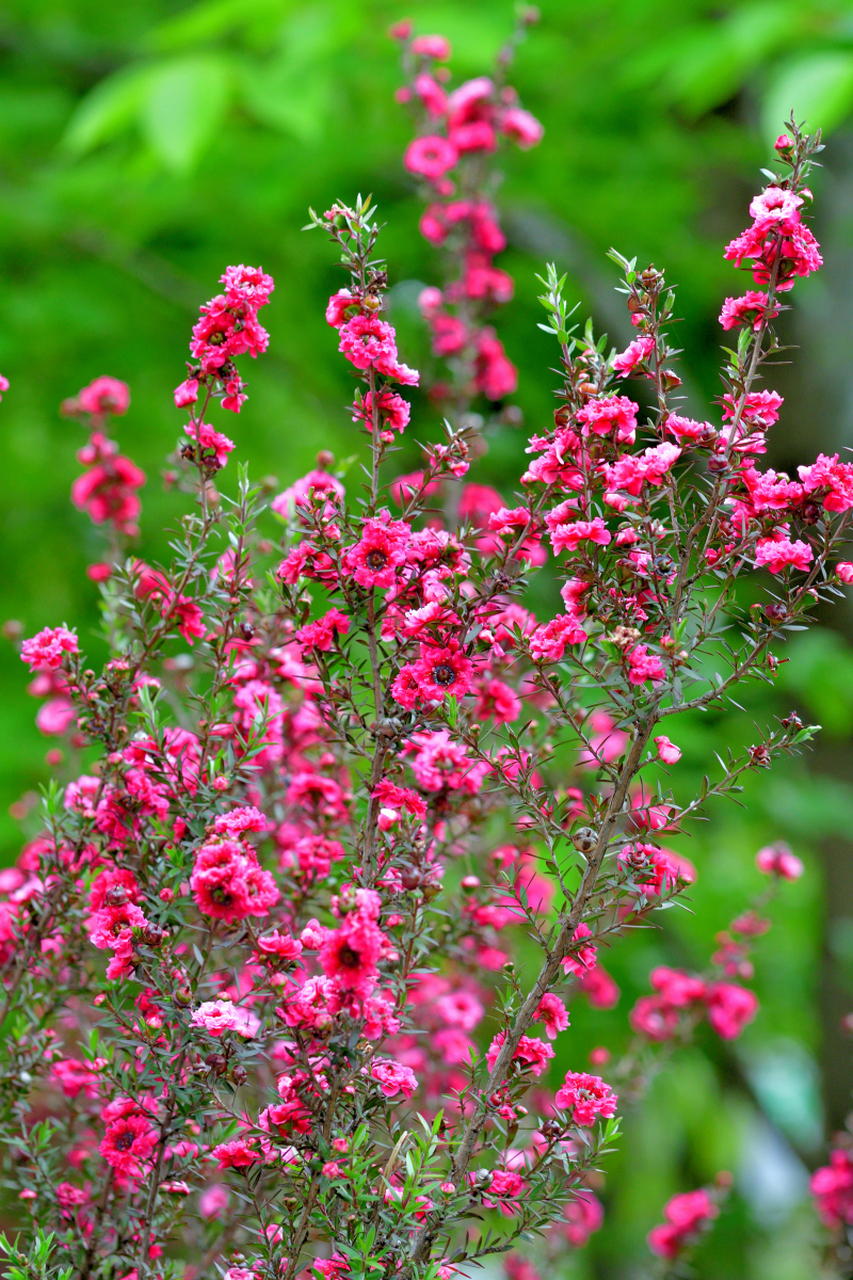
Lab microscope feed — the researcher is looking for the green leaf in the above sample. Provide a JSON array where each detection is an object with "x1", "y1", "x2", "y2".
[
  {"x1": 61, "y1": 64, "x2": 159, "y2": 156},
  {"x1": 762, "y1": 50, "x2": 853, "y2": 140},
  {"x1": 241, "y1": 56, "x2": 332, "y2": 142},
  {"x1": 141, "y1": 55, "x2": 232, "y2": 172}
]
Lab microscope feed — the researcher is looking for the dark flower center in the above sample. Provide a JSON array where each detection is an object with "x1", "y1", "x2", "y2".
[
  {"x1": 365, "y1": 549, "x2": 388, "y2": 571},
  {"x1": 336, "y1": 942, "x2": 362, "y2": 969},
  {"x1": 432, "y1": 663, "x2": 457, "y2": 687},
  {"x1": 210, "y1": 885, "x2": 234, "y2": 906},
  {"x1": 114, "y1": 1128, "x2": 136, "y2": 1152}
]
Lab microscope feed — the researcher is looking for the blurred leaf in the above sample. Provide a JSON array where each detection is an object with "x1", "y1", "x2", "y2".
[
  {"x1": 766, "y1": 771, "x2": 853, "y2": 838},
  {"x1": 762, "y1": 48, "x2": 853, "y2": 139},
  {"x1": 145, "y1": 0, "x2": 293, "y2": 53},
  {"x1": 61, "y1": 64, "x2": 159, "y2": 156},
  {"x1": 141, "y1": 55, "x2": 233, "y2": 172},
  {"x1": 241, "y1": 55, "x2": 332, "y2": 141},
  {"x1": 776, "y1": 628, "x2": 853, "y2": 737},
  {"x1": 625, "y1": 1, "x2": 807, "y2": 116},
  {"x1": 241, "y1": 4, "x2": 359, "y2": 141}
]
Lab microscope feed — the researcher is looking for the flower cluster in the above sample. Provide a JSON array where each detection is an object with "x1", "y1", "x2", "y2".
[
  {"x1": 176, "y1": 264, "x2": 274, "y2": 416},
  {"x1": 394, "y1": 19, "x2": 542, "y2": 410},
  {"x1": 647, "y1": 1184, "x2": 721, "y2": 1259},
  {"x1": 811, "y1": 1146, "x2": 853, "y2": 1229},
  {"x1": 0, "y1": 86, "x2": 842, "y2": 1280}
]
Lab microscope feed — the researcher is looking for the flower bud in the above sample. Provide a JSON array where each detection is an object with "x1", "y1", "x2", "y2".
[{"x1": 572, "y1": 827, "x2": 597, "y2": 854}]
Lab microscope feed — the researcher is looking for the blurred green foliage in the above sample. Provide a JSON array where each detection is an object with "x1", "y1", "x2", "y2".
[{"x1": 3, "y1": 0, "x2": 853, "y2": 1275}]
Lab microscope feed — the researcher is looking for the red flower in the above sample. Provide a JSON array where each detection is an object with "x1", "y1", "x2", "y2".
[
  {"x1": 411, "y1": 643, "x2": 473, "y2": 702},
  {"x1": 554, "y1": 1071, "x2": 618, "y2": 1126},
  {"x1": 100, "y1": 1113, "x2": 157, "y2": 1175}
]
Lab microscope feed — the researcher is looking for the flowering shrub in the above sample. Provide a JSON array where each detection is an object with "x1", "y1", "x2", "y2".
[{"x1": 0, "y1": 21, "x2": 849, "y2": 1280}]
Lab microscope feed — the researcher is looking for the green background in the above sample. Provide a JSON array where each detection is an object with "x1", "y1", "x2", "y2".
[{"x1": 3, "y1": 0, "x2": 853, "y2": 1274}]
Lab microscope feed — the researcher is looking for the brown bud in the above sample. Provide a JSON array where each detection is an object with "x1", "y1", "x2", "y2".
[
  {"x1": 2, "y1": 620, "x2": 23, "y2": 640},
  {"x1": 800, "y1": 501, "x2": 821, "y2": 526},
  {"x1": 230, "y1": 1063, "x2": 248, "y2": 1086},
  {"x1": 764, "y1": 603, "x2": 788, "y2": 626},
  {"x1": 104, "y1": 885, "x2": 129, "y2": 908},
  {"x1": 572, "y1": 827, "x2": 597, "y2": 855},
  {"x1": 316, "y1": 450, "x2": 335, "y2": 469},
  {"x1": 141, "y1": 925, "x2": 168, "y2": 948}
]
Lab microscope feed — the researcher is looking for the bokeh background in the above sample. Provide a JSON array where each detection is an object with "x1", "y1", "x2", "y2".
[{"x1": 3, "y1": 0, "x2": 853, "y2": 1274}]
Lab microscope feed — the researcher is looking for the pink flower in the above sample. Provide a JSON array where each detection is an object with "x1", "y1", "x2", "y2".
[
  {"x1": 665, "y1": 413, "x2": 716, "y2": 444},
  {"x1": 499, "y1": 106, "x2": 544, "y2": 148},
  {"x1": 534, "y1": 992, "x2": 569, "y2": 1039},
  {"x1": 749, "y1": 185, "x2": 803, "y2": 223},
  {"x1": 21, "y1": 626, "x2": 79, "y2": 672},
  {"x1": 354, "y1": 388, "x2": 411, "y2": 435},
  {"x1": 100, "y1": 1112, "x2": 157, "y2": 1175},
  {"x1": 211, "y1": 1138, "x2": 258, "y2": 1169},
  {"x1": 338, "y1": 313, "x2": 397, "y2": 371},
  {"x1": 704, "y1": 981, "x2": 759, "y2": 1039},
  {"x1": 256, "y1": 930, "x2": 303, "y2": 961},
  {"x1": 296, "y1": 609, "x2": 350, "y2": 654},
  {"x1": 576, "y1": 395, "x2": 638, "y2": 444},
  {"x1": 486, "y1": 1032, "x2": 554, "y2": 1077},
  {"x1": 36, "y1": 698, "x2": 76, "y2": 735},
  {"x1": 562, "y1": 923, "x2": 598, "y2": 976},
  {"x1": 560, "y1": 1190, "x2": 604, "y2": 1246},
  {"x1": 199, "y1": 1183, "x2": 230, "y2": 1218},
  {"x1": 410, "y1": 34, "x2": 452, "y2": 60},
  {"x1": 487, "y1": 1170, "x2": 525, "y2": 1200},
  {"x1": 173, "y1": 378, "x2": 199, "y2": 407},
  {"x1": 626, "y1": 644, "x2": 666, "y2": 685},
  {"x1": 811, "y1": 1148, "x2": 853, "y2": 1228},
  {"x1": 648, "y1": 1188, "x2": 718, "y2": 1258},
  {"x1": 719, "y1": 290, "x2": 779, "y2": 331},
  {"x1": 370, "y1": 1058, "x2": 418, "y2": 1098},
  {"x1": 404, "y1": 135, "x2": 458, "y2": 179},
  {"x1": 78, "y1": 376, "x2": 130, "y2": 417},
  {"x1": 212, "y1": 806, "x2": 267, "y2": 838},
  {"x1": 185, "y1": 420, "x2": 235, "y2": 469},
  {"x1": 756, "y1": 841, "x2": 803, "y2": 880},
  {"x1": 837, "y1": 562, "x2": 853, "y2": 583},
  {"x1": 474, "y1": 328, "x2": 517, "y2": 400},
  {"x1": 190, "y1": 839, "x2": 279, "y2": 924},
  {"x1": 343, "y1": 517, "x2": 409, "y2": 589},
  {"x1": 326, "y1": 288, "x2": 358, "y2": 327},
  {"x1": 550, "y1": 517, "x2": 611, "y2": 554},
  {"x1": 554, "y1": 1071, "x2": 618, "y2": 1126},
  {"x1": 474, "y1": 678, "x2": 521, "y2": 725},
  {"x1": 414, "y1": 72, "x2": 448, "y2": 119},
  {"x1": 604, "y1": 443, "x2": 681, "y2": 497},
  {"x1": 612, "y1": 335, "x2": 654, "y2": 376},
  {"x1": 0, "y1": 373, "x2": 9, "y2": 400},
  {"x1": 798, "y1": 452, "x2": 853, "y2": 512},
  {"x1": 618, "y1": 844, "x2": 686, "y2": 895},
  {"x1": 190, "y1": 999, "x2": 241, "y2": 1036},
  {"x1": 654, "y1": 735, "x2": 682, "y2": 764},
  {"x1": 410, "y1": 643, "x2": 473, "y2": 702},
  {"x1": 754, "y1": 536, "x2": 812, "y2": 574},
  {"x1": 529, "y1": 614, "x2": 587, "y2": 661},
  {"x1": 90, "y1": 902, "x2": 148, "y2": 951},
  {"x1": 319, "y1": 913, "x2": 384, "y2": 995}
]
